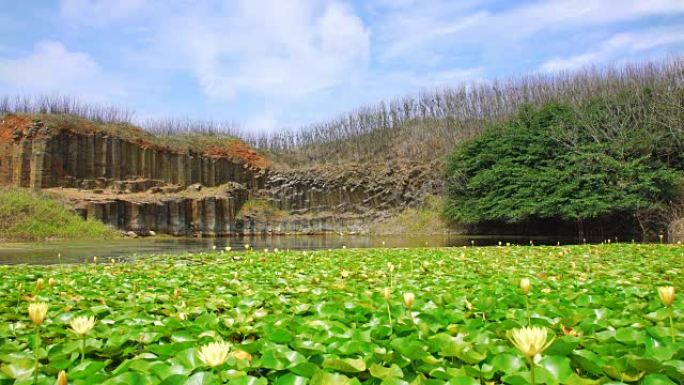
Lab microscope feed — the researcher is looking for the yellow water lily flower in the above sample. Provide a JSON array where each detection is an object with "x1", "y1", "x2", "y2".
[
  {"x1": 28, "y1": 302, "x2": 48, "y2": 326},
  {"x1": 69, "y1": 316, "x2": 96, "y2": 335},
  {"x1": 57, "y1": 370, "x2": 67, "y2": 385},
  {"x1": 510, "y1": 326, "x2": 554, "y2": 358},
  {"x1": 658, "y1": 286, "x2": 675, "y2": 307},
  {"x1": 520, "y1": 278, "x2": 531, "y2": 295},
  {"x1": 198, "y1": 341, "x2": 231, "y2": 367},
  {"x1": 403, "y1": 292, "x2": 415, "y2": 309}
]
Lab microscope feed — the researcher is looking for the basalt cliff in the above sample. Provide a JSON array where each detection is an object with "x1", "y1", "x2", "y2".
[{"x1": 0, "y1": 114, "x2": 440, "y2": 236}]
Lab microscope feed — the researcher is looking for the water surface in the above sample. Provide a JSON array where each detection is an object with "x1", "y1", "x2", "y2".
[{"x1": 0, "y1": 234, "x2": 599, "y2": 265}]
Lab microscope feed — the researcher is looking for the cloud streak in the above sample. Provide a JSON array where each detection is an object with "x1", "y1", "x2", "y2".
[{"x1": 540, "y1": 27, "x2": 684, "y2": 72}]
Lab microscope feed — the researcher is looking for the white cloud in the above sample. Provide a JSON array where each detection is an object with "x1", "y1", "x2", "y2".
[
  {"x1": 0, "y1": 41, "x2": 124, "y2": 100},
  {"x1": 540, "y1": 27, "x2": 684, "y2": 72},
  {"x1": 194, "y1": 1, "x2": 368, "y2": 101},
  {"x1": 100, "y1": 0, "x2": 370, "y2": 104},
  {"x1": 43, "y1": 0, "x2": 684, "y2": 130}
]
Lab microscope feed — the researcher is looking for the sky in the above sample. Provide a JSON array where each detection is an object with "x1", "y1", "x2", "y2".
[{"x1": 0, "y1": 0, "x2": 683, "y2": 132}]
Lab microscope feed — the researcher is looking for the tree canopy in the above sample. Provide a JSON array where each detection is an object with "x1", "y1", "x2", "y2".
[{"x1": 444, "y1": 101, "x2": 682, "y2": 230}]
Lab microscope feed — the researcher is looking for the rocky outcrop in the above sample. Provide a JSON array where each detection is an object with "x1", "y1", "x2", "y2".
[
  {"x1": 0, "y1": 116, "x2": 265, "y2": 191},
  {"x1": 73, "y1": 193, "x2": 248, "y2": 236},
  {"x1": 1, "y1": 115, "x2": 442, "y2": 236},
  {"x1": 260, "y1": 161, "x2": 443, "y2": 215}
]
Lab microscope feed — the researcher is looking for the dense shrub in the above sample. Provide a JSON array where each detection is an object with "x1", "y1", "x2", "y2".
[{"x1": 445, "y1": 99, "x2": 683, "y2": 235}]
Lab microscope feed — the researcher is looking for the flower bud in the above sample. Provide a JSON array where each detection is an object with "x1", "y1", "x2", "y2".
[
  {"x1": 382, "y1": 287, "x2": 391, "y2": 301},
  {"x1": 403, "y1": 292, "x2": 415, "y2": 309},
  {"x1": 48, "y1": 278, "x2": 56, "y2": 287},
  {"x1": 28, "y1": 302, "x2": 48, "y2": 326},
  {"x1": 658, "y1": 286, "x2": 675, "y2": 307},
  {"x1": 57, "y1": 370, "x2": 68, "y2": 385},
  {"x1": 36, "y1": 278, "x2": 45, "y2": 291},
  {"x1": 520, "y1": 278, "x2": 531, "y2": 295}
]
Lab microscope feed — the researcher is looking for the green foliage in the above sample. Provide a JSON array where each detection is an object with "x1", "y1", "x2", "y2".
[
  {"x1": 0, "y1": 244, "x2": 682, "y2": 383},
  {"x1": 445, "y1": 101, "x2": 682, "y2": 225},
  {"x1": 375, "y1": 195, "x2": 451, "y2": 234},
  {"x1": 0, "y1": 188, "x2": 119, "y2": 241}
]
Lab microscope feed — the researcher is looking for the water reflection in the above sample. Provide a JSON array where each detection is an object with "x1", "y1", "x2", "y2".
[{"x1": 0, "y1": 234, "x2": 599, "y2": 265}]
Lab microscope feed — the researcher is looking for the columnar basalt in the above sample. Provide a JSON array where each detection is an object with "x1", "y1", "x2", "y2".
[
  {"x1": 0, "y1": 115, "x2": 440, "y2": 236},
  {"x1": 0, "y1": 121, "x2": 263, "y2": 190},
  {"x1": 261, "y1": 161, "x2": 443, "y2": 215},
  {"x1": 72, "y1": 193, "x2": 248, "y2": 236}
]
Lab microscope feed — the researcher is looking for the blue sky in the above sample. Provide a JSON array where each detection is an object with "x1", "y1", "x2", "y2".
[{"x1": 1, "y1": 0, "x2": 683, "y2": 132}]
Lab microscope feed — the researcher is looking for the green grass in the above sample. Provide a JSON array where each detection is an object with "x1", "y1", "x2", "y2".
[
  {"x1": 375, "y1": 195, "x2": 452, "y2": 234},
  {"x1": 237, "y1": 198, "x2": 289, "y2": 219},
  {"x1": 0, "y1": 244, "x2": 681, "y2": 384},
  {"x1": 0, "y1": 188, "x2": 119, "y2": 242}
]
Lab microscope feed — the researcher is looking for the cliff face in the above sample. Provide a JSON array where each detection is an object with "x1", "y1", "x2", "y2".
[
  {"x1": 1, "y1": 114, "x2": 441, "y2": 236},
  {"x1": 61, "y1": 186, "x2": 248, "y2": 236},
  {"x1": 262, "y1": 162, "x2": 442, "y2": 215},
  {"x1": 0, "y1": 116, "x2": 263, "y2": 190}
]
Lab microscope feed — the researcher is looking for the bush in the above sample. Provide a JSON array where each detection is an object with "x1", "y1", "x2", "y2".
[
  {"x1": 444, "y1": 101, "x2": 682, "y2": 234},
  {"x1": 0, "y1": 188, "x2": 119, "y2": 241}
]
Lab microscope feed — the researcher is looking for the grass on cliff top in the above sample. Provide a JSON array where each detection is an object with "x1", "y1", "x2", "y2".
[
  {"x1": 0, "y1": 244, "x2": 682, "y2": 384},
  {"x1": 0, "y1": 188, "x2": 119, "y2": 242},
  {"x1": 1, "y1": 113, "x2": 269, "y2": 168}
]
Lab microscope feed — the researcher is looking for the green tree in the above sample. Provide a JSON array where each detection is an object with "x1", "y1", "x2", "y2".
[{"x1": 444, "y1": 103, "x2": 681, "y2": 234}]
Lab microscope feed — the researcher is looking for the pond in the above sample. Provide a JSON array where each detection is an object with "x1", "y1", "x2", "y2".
[{"x1": 0, "y1": 233, "x2": 611, "y2": 264}]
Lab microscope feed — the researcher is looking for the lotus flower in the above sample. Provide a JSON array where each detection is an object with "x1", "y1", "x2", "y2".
[
  {"x1": 198, "y1": 341, "x2": 231, "y2": 367},
  {"x1": 658, "y1": 286, "x2": 677, "y2": 343},
  {"x1": 28, "y1": 302, "x2": 48, "y2": 326},
  {"x1": 510, "y1": 326, "x2": 553, "y2": 358},
  {"x1": 70, "y1": 316, "x2": 95, "y2": 335}
]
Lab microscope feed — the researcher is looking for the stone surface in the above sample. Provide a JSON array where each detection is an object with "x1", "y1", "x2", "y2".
[
  {"x1": 0, "y1": 118, "x2": 265, "y2": 190},
  {"x1": 0, "y1": 116, "x2": 441, "y2": 236}
]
